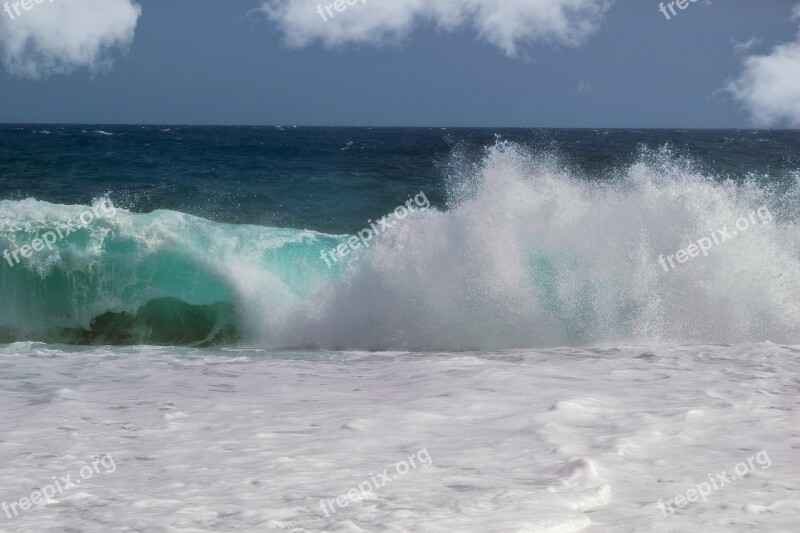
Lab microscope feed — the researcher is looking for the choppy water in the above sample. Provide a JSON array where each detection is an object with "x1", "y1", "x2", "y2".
[
  {"x1": 1, "y1": 127, "x2": 798, "y2": 531},
  {"x1": 1, "y1": 126, "x2": 799, "y2": 348}
]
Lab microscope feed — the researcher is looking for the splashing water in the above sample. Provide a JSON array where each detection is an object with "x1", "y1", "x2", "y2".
[{"x1": 1, "y1": 141, "x2": 798, "y2": 349}]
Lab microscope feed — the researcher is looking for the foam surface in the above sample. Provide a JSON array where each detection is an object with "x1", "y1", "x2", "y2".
[{"x1": 0, "y1": 343, "x2": 797, "y2": 531}]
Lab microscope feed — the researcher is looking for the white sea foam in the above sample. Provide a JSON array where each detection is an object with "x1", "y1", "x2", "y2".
[
  {"x1": 263, "y1": 141, "x2": 800, "y2": 349},
  {"x1": 0, "y1": 343, "x2": 796, "y2": 531}
]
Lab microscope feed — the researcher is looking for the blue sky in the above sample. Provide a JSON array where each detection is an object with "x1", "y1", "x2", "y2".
[{"x1": 0, "y1": 0, "x2": 798, "y2": 127}]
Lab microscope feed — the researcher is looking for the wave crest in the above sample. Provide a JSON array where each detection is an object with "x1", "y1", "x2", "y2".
[{"x1": 2, "y1": 141, "x2": 799, "y2": 349}]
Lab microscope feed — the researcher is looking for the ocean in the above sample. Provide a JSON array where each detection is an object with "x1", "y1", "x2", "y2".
[{"x1": 0, "y1": 126, "x2": 798, "y2": 531}]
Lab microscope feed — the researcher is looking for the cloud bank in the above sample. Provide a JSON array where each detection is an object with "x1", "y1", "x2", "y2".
[
  {"x1": 0, "y1": 0, "x2": 141, "y2": 79},
  {"x1": 259, "y1": 0, "x2": 615, "y2": 56},
  {"x1": 725, "y1": 4, "x2": 800, "y2": 127}
]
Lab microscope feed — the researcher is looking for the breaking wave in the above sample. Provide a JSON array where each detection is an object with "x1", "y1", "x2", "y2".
[{"x1": 1, "y1": 141, "x2": 799, "y2": 349}]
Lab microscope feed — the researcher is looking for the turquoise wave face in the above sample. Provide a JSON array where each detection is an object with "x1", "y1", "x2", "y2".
[{"x1": 0, "y1": 198, "x2": 350, "y2": 346}]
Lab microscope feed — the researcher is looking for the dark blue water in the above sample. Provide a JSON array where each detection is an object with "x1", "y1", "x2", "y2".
[{"x1": 2, "y1": 126, "x2": 798, "y2": 231}]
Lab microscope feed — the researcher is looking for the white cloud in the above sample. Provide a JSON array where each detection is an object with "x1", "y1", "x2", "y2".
[
  {"x1": 259, "y1": 0, "x2": 615, "y2": 57},
  {"x1": 0, "y1": 0, "x2": 142, "y2": 79},
  {"x1": 725, "y1": 4, "x2": 800, "y2": 127}
]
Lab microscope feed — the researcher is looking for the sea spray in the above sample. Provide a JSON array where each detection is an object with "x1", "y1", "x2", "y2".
[{"x1": 1, "y1": 141, "x2": 799, "y2": 348}]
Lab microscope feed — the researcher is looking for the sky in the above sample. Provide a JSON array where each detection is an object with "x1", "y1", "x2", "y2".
[{"x1": 0, "y1": 0, "x2": 798, "y2": 128}]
